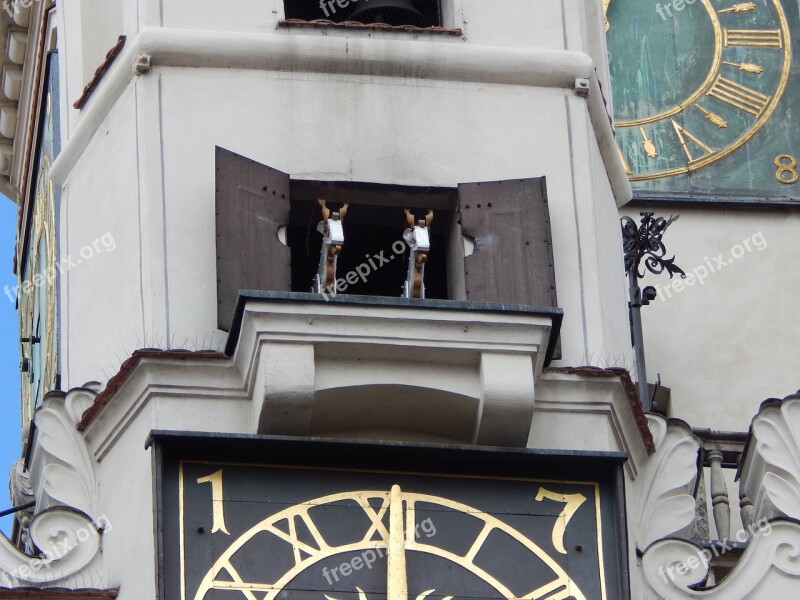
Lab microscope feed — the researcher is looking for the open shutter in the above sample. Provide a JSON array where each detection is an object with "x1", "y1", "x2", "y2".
[
  {"x1": 457, "y1": 177, "x2": 557, "y2": 307},
  {"x1": 215, "y1": 146, "x2": 291, "y2": 331}
]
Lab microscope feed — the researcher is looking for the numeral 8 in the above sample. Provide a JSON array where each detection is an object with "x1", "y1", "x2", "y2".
[{"x1": 774, "y1": 154, "x2": 799, "y2": 184}]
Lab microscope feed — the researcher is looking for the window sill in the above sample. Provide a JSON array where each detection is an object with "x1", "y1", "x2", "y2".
[{"x1": 279, "y1": 19, "x2": 462, "y2": 36}]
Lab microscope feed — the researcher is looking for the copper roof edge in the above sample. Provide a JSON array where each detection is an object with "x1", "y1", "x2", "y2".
[
  {"x1": 77, "y1": 349, "x2": 227, "y2": 431},
  {"x1": 73, "y1": 35, "x2": 126, "y2": 110}
]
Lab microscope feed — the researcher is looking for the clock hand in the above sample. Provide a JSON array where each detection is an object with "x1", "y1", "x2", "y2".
[{"x1": 387, "y1": 485, "x2": 407, "y2": 600}]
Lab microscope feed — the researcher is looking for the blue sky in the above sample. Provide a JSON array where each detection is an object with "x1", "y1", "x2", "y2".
[{"x1": 0, "y1": 196, "x2": 21, "y2": 536}]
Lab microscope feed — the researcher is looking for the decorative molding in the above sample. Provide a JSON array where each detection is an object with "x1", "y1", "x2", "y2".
[
  {"x1": 81, "y1": 298, "x2": 556, "y2": 456},
  {"x1": 534, "y1": 370, "x2": 654, "y2": 479},
  {"x1": 633, "y1": 416, "x2": 700, "y2": 549},
  {"x1": 47, "y1": 27, "x2": 632, "y2": 206},
  {"x1": 642, "y1": 520, "x2": 800, "y2": 598},
  {"x1": 8, "y1": 459, "x2": 33, "y2": 546},
  {"x1": 740, "y1": 392, "x2": 800, "y2": 522},
  {"x1": 546, "y1": 366, "x2": 656, "y2": 453},
  {"x1": 0, "y1": 391, "x2": 103, "y2": 584},
  {"x1": 33, "y1": 393, "x2": 97, "y2": 517}
]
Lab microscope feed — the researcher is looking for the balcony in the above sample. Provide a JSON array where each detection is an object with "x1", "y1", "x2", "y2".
[{"x1": 227, "y1": 291, "x2": 561, "y2": 447}]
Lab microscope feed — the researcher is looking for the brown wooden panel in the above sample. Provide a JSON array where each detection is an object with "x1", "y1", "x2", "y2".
[
  {"x1": 457, "y1": 178, "x2": 557, "y2": 307},
  {"x1": 215, "y1": 147, "x2": 291, "y2": 331}
]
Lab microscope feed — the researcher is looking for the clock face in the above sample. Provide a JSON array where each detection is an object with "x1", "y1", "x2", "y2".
[
  {"x1": 20, "y1": 50, "x2": 61, "y2": 421},
  {"x1": 156, "y1": 436, "x2": 630, "y2": 600},
  {"x1": 607, "y1": 0, "x2": 799, "y2": 196}
]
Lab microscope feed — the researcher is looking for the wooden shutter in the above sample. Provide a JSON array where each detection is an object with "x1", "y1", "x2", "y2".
[
  {"x1": 457, "y1": 177, "x2": 557, "y2": 307},
  {"x1": 215, "y1": 146, "x2": 291, "y2": 331}
]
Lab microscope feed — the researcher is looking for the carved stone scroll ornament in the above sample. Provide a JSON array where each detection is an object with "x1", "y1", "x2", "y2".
[
  {"x1": 9, "y1": 458, "x2": 34, "y2": 546},
  {"x1": 642, "y1": 520, "x2": 800, "y2": 598},
  {"x1": 741, "y1": 393, "x2": 800, "y2": 522},
  {"x1": 0, "y1": 387, "x2": 104, "y2": 584},
  {"x1": 633, "y1": 415, "x2": 701, "y2": 550}
]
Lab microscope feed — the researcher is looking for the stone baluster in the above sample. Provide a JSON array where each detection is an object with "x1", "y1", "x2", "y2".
[
  {"x1": 707, "y1": 449, "x2": 731, "y2": 540},
  {"x1": 739, "y1": 487, "x2": 755, "y2": 536}
]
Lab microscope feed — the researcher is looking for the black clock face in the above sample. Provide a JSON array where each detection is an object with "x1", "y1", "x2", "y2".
[{"x1": 155, "y1": 435, "x2": 629, "y2": 600}]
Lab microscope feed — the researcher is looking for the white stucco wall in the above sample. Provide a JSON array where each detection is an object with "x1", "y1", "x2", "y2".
[
  {"x1": 54, "y1": 3, "x2": 632, "y2": 389},
  {"x1": 633, "y1": 207, "x2": 800, "y2": 430},
  {"x1": 60, "y1": 86, "x2": 145, "y2": 389}
]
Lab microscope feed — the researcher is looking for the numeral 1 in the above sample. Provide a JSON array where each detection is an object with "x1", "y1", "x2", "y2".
[
  {"x1": 707, "y1": 76, "x2": 770, "y2": 116},
  {"x1": 196, "y1": 469, "x2": 230, "y2": 535}
]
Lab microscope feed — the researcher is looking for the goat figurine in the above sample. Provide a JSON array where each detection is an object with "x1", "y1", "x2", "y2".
[
  {"x1": 402, "y1": 209, "x2": 433, "y2": 299},
  {"x1": 314, "y1": 199, "x2": 348, "y2": 294}
]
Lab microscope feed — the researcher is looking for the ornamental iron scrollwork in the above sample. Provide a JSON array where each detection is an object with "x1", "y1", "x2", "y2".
[
  {"x1": 622, "y1": 212, "x2": 686, "y2": 280},
  {"x1": 621, "y1": 212, "x2": 685, "y2": 411}
]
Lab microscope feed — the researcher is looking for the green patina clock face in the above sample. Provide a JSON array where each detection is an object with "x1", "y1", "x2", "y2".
[{"x1": 607, "y1": 0, "x2": 799, "y2": 197}]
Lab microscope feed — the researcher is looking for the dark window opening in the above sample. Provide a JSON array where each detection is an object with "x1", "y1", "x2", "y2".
[
  {"x1": 283, "y1": 0, "x2": 443, "y2": 28},
  {"x1": 288, "y1": 181, "x2": 454, "y2": 300}
]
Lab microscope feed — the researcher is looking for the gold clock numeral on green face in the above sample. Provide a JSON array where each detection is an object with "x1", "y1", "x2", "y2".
[
  {"x1": 774, "y1": 154, "x2": 799, "y2": 183},
  {"x1": 723, "y1": 28, "x2": 783, "y2": 47},
  {"x1": 707, "y1": 76, "x2": 770, "y2": 116},
  {"x1": 196, "y1": 470, "x2": 230, "y2": 535},
  {"x1": 672, "y1": 120, "x2": 715, "y2": 162}
]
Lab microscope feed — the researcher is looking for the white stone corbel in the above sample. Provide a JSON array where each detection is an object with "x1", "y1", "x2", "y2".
[
  {"x1": 474, "y1": 353, "x2": 535, "y2": 446},
  {"x1": 632, "y1": 416, "x2": 701, "y2": 550},
  {"x1": 256, "y1": 343, "x2": 316, "y2": 435},
  {"x1": 0, "y1": 388, "x2": 103, "y2": 584},
  {"x1": 642, "y1": 520, "x2": 800, "y2": 598},
  {"x1": 740, "y1": 392, "x2": 800, "y2": 522}
]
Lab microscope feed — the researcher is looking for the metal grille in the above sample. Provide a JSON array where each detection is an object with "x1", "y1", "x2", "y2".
[{"x1": 284, "y1": 0, "x2": 442, "y2": 28}]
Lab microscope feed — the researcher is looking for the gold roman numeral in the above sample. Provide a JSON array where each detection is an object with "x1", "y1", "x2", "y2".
[
  {"x1": 724, "y1": 28, "x2": 783, "y2": 47},
  {"x1": 464, "y1": 522, "x2": 495, "y2": 562},
  {"x1": 356, "y1": 492, "x2": 391, "y2": 543},
  {"x1": 671, "y1": 120, "x2": 715, "y2": 163},
  {"x1": 265, "y1": 513, "x2": 328, "y2": 566},
  {"x1": 707, "y1": 76, "x2": 770, "y2": 116}
]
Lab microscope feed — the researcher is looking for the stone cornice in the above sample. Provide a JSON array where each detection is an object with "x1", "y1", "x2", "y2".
[{"x1": 49, "y1": 26, "x2": 632, "y2": 205}]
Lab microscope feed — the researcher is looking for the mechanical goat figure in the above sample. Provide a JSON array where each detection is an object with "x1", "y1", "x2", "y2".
[
  {"x1": 402, "y1": 209, "x2": 433, "y2": 299},
  {"x1": 313, "y1": 199, "x2": 348, "y2": 294}
]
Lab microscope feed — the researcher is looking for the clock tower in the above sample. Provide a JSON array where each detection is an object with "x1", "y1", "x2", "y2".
[{"x1": 0, "y1": 1, "x2": 797, "y2": 600}]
